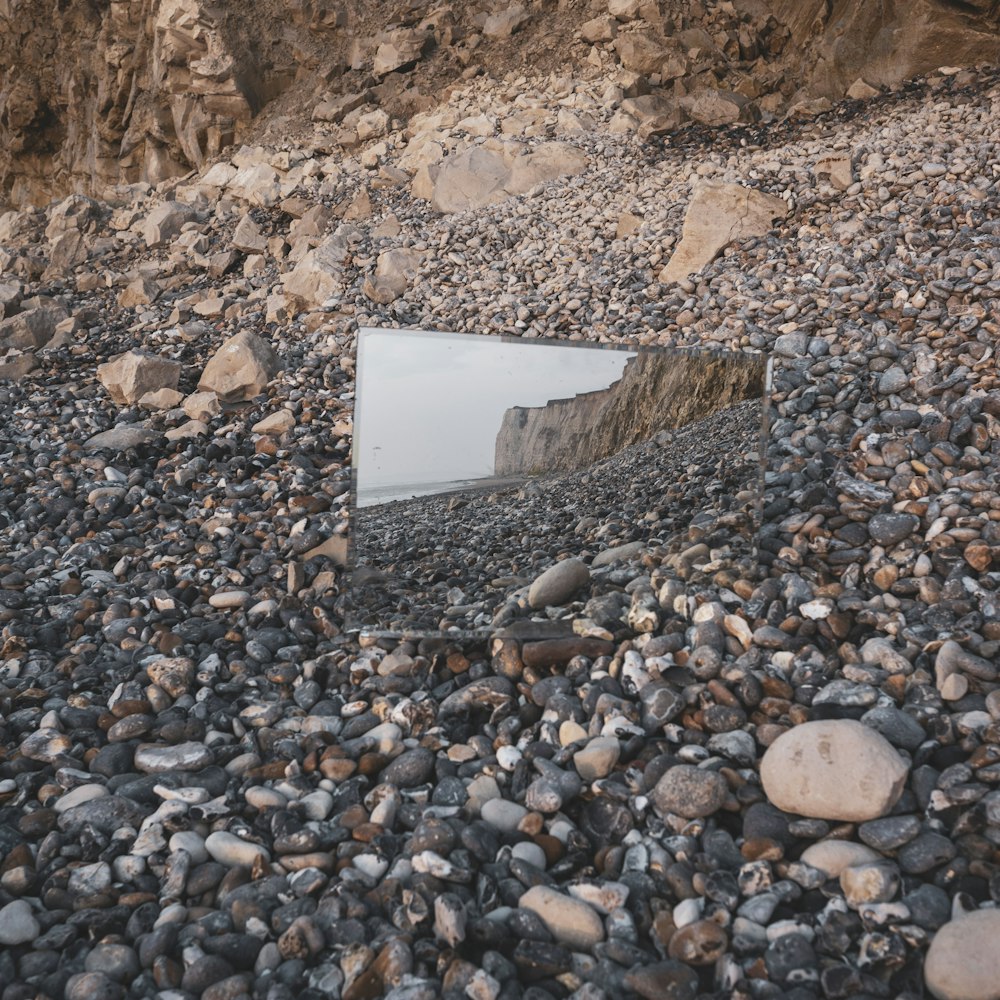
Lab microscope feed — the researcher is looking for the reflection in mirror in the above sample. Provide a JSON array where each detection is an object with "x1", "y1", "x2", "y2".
[{"x1": 347, "y1": 328, "x2": 768, "y2": 637}]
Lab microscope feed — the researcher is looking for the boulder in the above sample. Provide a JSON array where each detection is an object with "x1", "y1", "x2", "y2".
[
  {"x1": 84, "y1": 426, "x2": 163, "y2": 452},
  {"x1": 924, "y1": 909, "x2": 1000, "y2": 1000},
  {"x1": 97, "y1": 350, "x2": 182, "y2": 405},
  {"x1": 232, "y1": 214, "x2": 267, "y2": 253},
  {"x1": 614, "y1": 31, "x2": 669, "y2": 75},
  {"x1": 0, "y1": 305, "x2": 68, "y2": 351},
  {"x1": 687, "y1": 89, "x2": 749, "y2": 125},
  {"x1": 198, "y1": 330, "x2": 280, "y2": 402},
  {"x1": 760, "y1": 719, "x2": 908, "y2": 821},
  {"x1": 373, "y1": 29, "x2": 428, "y2": 76},
  {"x1": 283, "y1": 234, "x2": 350, "y2": 309},
  {"x1": 506, "y1": 142, "x2": 588, "y2": 195},
  {"x1": 142, "y1": 202, "x2": 198, "y2": 248},
  {"x1": 228, "y1": 163, "x2": 282, "y2": 207},
  {"x1": 528, "y1": 559, "x2": 590, "y2": 609},
  {"x1": 429, "y1": 148, "x2": 510, "y2": 213},
  {"x1": 814, "y1": 153, "x2": 854, "y2": 190},
  {"x1": 117, "y1": 276, "x2": 161, "y2": 309},
  {"x1": 362, "y1": 248, "x2": 421, "y2": 304},
  {"x1": 659, "y1": 181, "x2": 788, "y2": 283},
  {"x1": 483, "y1": 6, "x2": 530, "y2": 38}
]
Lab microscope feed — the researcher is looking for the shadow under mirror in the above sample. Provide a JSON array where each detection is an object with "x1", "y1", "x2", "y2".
[{"x1": 347, "y1": 328, "x2": 769, "y2": 637}]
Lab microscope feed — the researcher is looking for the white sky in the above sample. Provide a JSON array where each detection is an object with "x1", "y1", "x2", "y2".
[{"x1": 355, "y1": 328, "x2": 636, "y2": 488}]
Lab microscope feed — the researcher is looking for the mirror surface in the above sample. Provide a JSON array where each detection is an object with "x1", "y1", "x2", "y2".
[{"x1": 347, "y1": 328, "x2": 768, "y2": 636}]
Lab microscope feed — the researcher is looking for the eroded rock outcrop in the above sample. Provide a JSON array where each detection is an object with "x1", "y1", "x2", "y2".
[{"x1": 494, "y1": 350, "x2": 766, "y2": 477}]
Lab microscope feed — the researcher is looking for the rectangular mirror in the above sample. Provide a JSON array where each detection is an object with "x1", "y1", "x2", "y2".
[{"x1": 346, "y1": 328, "x2": 769, "y2": 638}]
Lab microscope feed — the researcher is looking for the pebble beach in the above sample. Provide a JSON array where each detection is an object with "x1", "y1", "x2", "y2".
[{"x1": 0, "y1": 56, "x2": 998, "y2": 1000}]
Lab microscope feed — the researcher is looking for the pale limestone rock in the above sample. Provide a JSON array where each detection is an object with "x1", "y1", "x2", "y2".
[
  {"x1": 760, "y1": 719, "x2": 908, "y2": 821},
  {"x1": 138, "y1": 387, "x2": 184, "y2": 411},
  {"x1": 283, "y1": 234, "x2": 349, "y2": 309},
  {"x1": 799, "y1": 840, "x2": 881, "y2": 878},
  {"x1": 198, "y1": 330, "x2": 280, "y2": 402},
  {"x1": 373, "y1": 28, "x2": 428, "y2": 76},
  {"x1": 814, "y1": 154, "x2": 854, "y2": 190},
  {"x1": 430, "y1": 147, "x2": 509, "y2": 213},
  {"x1": 506, "y1": 142, "x2": 588, "y2": 195},
  {"x1": 519, "y1": 885, "x2": 605, "y2": 950},
  {"x1": 483, "y1": 6, "x2": 530, "y2": 38},
  {"x1": 117, "y1": 275, "x2": 161, "y2": 308},
  {"x1": 228, "y1": 163, "x2": 282, "y2": 206},
  {"x1": 252, "y1": 409, "x2": 295, "y2": 435},
  {"x1": 97, "y1": 350, "x2": 182, "y2": 405},
  {"x1": 362, "y1": 248, "x2": 421, "y2": 304},
  {"x1": 847, "y1": 78, "x2": 880, "y2": 100},
  {"x1": 183, "y1": 391, "x2": 220, "y2": 421},
  {"x1": 232, "y1": 213, "x2": 267, "y2": 253},
  {"x1": 608, "y1": 0, "x2": 643, "y2": 19},
  {"x1": 84, "y1": 426, "x2": 162, "y2": 451},
  {"x1": 357, "y1": 109, "x2": 390, "y2": 142},
  {"x1": 614, "y1": 31, "x2": 669, "y2": 74},
  {"x1": 573, "y1": 736, "x2": 621, "y2": 781},
  {"x1": 687, "y1": 89, "x2": 748, "y2": 125},
  {"x1": 924, "y1": 909, "x2": 1000, "y2": 1000},
  {"x1": 659, "y1": 181, "x2": 789, "y2": 283},
  {"x1": 0, "y1": 305, "x2": 68, "y2": 351},
  {"x1": 45, "y1": 194, "x2": 101, "y2": 241},
  {"x1": 142, "y1": 201, "x2": 197, "y2": 248},
  {"x1": 616, "y1": 211, "x2": 643, "y2": 239}
]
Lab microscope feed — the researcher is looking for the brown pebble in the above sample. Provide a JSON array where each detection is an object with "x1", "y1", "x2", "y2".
[{"x1": 668, "y1": 919, "x2": 728, "y2": 965}]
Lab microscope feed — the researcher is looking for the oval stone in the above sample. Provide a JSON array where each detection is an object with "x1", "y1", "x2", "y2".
[
  {"x1": 760, "y1": 719, "x2": 907, "y2": 822},
  {"x1": 528, "y1": 558, "x2": 590, "y2": 609},
  {"x1": 925, "y1": 909, "x2": 1000, "y2": 1000}
]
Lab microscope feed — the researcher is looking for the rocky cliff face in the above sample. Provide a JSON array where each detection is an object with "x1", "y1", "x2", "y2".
[
  {"x1": 494, "y1": 349, "x2": 766, "y2": 477},
  {"x1": 2, "y1": 0, "x2": 998, "y2": 210}
]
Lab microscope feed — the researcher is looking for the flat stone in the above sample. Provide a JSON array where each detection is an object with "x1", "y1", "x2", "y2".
[
  {"x1": 760, "y1": 719, "x2": 908, "y2": 821},
  {"x1": 573, "y1": 737, "x2": 621, "y2": 781}
]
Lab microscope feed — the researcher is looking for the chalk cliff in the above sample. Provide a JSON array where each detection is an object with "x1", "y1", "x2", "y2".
[{"x1": 494, "y1": 350, "x2": 765, "y2": 477}]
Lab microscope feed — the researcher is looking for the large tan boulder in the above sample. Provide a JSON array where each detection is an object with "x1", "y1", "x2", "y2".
[
  {"x1": 760, "y1": 719, "x2": 908, "y2": 822},
  {"x1": 198, "y1": 330, "x2": 280, "y2": 402},
  {"x1": 659, "y1": 182, "x2": 788, "y2": 283},
  {"x1": 924, "y1": 909, "x2": 1000, "y2": 1000},
  {"x1": 97, "y1": 350, "x2": 182, "y2": 405},
  {"x1": 506, "y1": 142, "x2": 588, "y2": 195},
  {"x1": 483, "y1": 6, "x2": 530, "y2": 38}
]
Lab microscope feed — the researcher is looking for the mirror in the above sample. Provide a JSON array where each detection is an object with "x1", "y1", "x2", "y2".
[{"x1": 347, "y1": 328, "x2": 769, "y2": 637}]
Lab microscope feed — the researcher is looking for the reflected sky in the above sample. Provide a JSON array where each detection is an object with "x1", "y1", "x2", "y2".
[{"x1": 355, "y1": 329, "x2": 636, "y2": 489}]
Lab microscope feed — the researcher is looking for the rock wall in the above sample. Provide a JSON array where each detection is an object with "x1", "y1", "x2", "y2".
[
  {"x1": 494, "y1": 350, "x2": 766, "y2": 477},
  {"x1": 2, "y1": 0, "x2": 999, "y2": 211}
]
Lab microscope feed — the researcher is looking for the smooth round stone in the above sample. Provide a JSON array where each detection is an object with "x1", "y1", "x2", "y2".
[
  {"x1": 381, "y1": 747, "x2": 435, "y2": 788},
  {"x1": 205, "y1": 831, "x2": 271, "y2": 867},
  {"x1": 925, "y1": 909, "x2": 1000, "y2": 1000},
  {"x1": 519, "y1": 885, "x2": 605, "y2": 951},
  {"x1": 84, "y1": 943, "x2": 141, "y2": 983},
  {"x1": 573, "y1": 736, "x2": 620, "y2": 781},
  {"x1": 134, "y1": 741, "x2": 213, "y2": 773},
  {"x1": 169, "y1": 831, "x2": 209, "y2": 865},
  {"x1": 857, "y1": 815, "x2": 922, "y2": 851},
  {"x1": 667, "y1": 919, "x2": 729, "y2": 965},
  {"x1": 528, "y1": 558, "x2": 590, "y2": 609},
  {"x1": 0, "y1": 899, "x2": 39, "y2": 945},
  {"x1": 799, "y1": 841, "x2": 882, "y2": 878},
  {"x1": 481, "y1": 798, "x2": 527, "y2": 833},
  {"x1": 511, "y1": 842, "x2": 547, "y2": 870},
  {"x1": 245, "y1": 787, "x2": 288, "y2": 811},
  {"x1": 651, "y1": 764, "x2": 728, "y2": 819},
  {"x1": 760, "y1": 719, "x2": 908, "y2": 821},
  {"x1": 208, "y1": 590, "x2": 250, "y2": 608}
]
